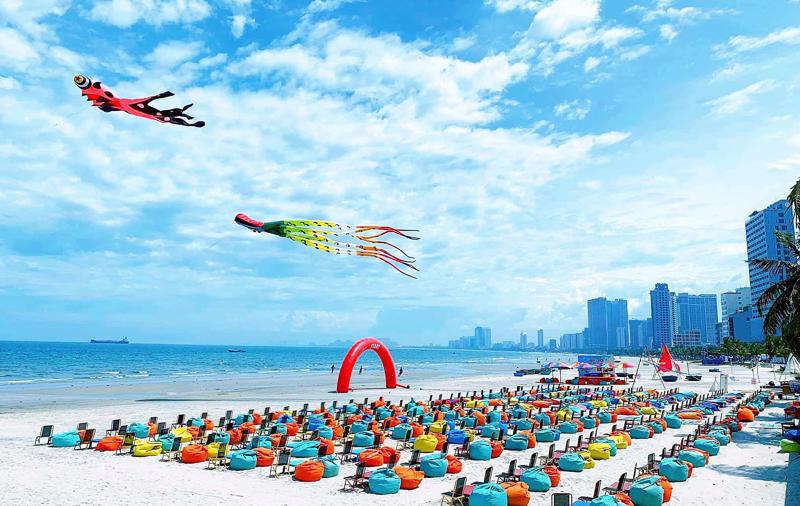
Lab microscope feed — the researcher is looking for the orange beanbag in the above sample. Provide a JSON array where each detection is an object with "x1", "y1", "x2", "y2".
[
  {"x1": 615, "y1": 407, "x2": 638, "y2": 416},
  {"x1": 395, "y1": 466, "x2": 424, "y2": 489},
  {"x1": 332, "y1": 425, "x2": 344, "y2": 438},
  {"x1": 544, "y1": 465, "x2": 561, "y2": 486},
  {"x1": 678, "y1": 411, "x2": 703, "y2": 420},
  {"x1": 410, "y1": 423, "x2": 424, "y2": 437},
  {"x1": 446, "y1": 455, "x2": 463, "y2": 473},
  {"x1": 254, "y1": 447, "x2": 275, "y2": 467},
  {"x1": 737, "y1": 408, "x2": 755, "y2": 422},
  {"x1": 490, "y1": 441, "x2": 504, "y2": 458},
  {"x1": 188, "y1": 426, "x2": 201, "y2": 438},
  {"x1": 317, "y1": 438, "x2": 335, "y2": 455},
  {"x1": 270, "y1": 434, "x2": 283, "y2": 447},
  {"x1": 520, "y1": 431, "x2": 537, "y2": 448},
  {"x1": 181, "y1": 444, "x2": 208, "y2": 463},
  {"x1": 434, "y1": 433, "x2": 446, "y2": 450},
  {"x1": 501, "y1": 481, "x2": 531, "y2": 506},
  {"x1": 227, "y1": 429, "x2": 242, "y2": 445},
  {"x1": 533, "y1": 401, "x2": 550, "y2": 409},
  {"x1": 685, "y1": 462, "x2": 693, "y2": 477},
  {"x1": 385, "y1": 417, "x2": 401, "y2": 428},
  {"x1": 204, "y1": 418, "x2": 215, "y2": 430},
  {"x1": 148, "y1": 423, "x2": 158, "y2": 437},
  {"x1": 660, "y1": 476, "x2": 673, "y2": 502},
  {"x1": 474, "y1": 412, "x2": 487, "y2": 426},
  {"x1": 358, "y1": 449, "x2": 384, "y2": 467},
  {"x1": 575, "y1": 421, "x2": 584, "y2": 432},
  {"x1": 611, "y1": 431, "x2": 633, "y2": 446},
  {"x1": 251, "y1": 412, "x2": 262, "y2": 425},
  {"x1": 615, "y1": 493, "x2": 634, "y2": 506},
  {"x1": 285, "y1": 423, "x2": 299, "y2": 436},
  {"x1": 295, "y1": 460, "x2": 324, "y2": 482},
  {"x1": 379, "y1": 446, "x2": 399, "y2": 462},
  {"x1": 95, "y1": 436, "x2": 123, "y2": 452}
]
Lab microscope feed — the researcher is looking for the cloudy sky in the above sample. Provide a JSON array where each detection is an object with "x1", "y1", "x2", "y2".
[{"x1": 1, "y1": 0, "x2": 799, "y2": 345}]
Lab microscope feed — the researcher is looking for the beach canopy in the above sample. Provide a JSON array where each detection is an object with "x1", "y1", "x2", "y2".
[{"x1": 557, "y1": 362, "x2": 573, "y2": 369}]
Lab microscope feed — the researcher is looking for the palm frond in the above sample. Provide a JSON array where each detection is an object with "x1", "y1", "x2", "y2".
[
  {"x1": 788, "y1": 177, "x2": 800, "y2": 229},
  {"x1": 775, "y1": 231, "x2": 800, "y2": 260},
  {"x1": 761, "y1": 288, "x2": 797, "y2": 336},
  {"x1": 751, "y1": 257, "x2": 797, "y2": 277}
]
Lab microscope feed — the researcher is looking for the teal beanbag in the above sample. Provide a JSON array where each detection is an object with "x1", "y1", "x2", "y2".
[
  {"x1": 481, "y1": 425, "x2": 501, "y2": 439},
  {"x1": 629, "y1": 426, "x2": 650, "y2": 439},
  {"x1": 558, "y1": 452, "x2": 585, "y2": 472},
  {"x1": 487, "y1": 411, "x2": 503, "y2": 424},
  {"x1": 693, "y1": 439, "x2": 720, "y2": 456},
  {"x1": 469, "y1": 483, "x2": 508, "y2": 506},
  {"x1": 580, "y1": 416, "x2": 597, "y2": 429},
  {"x1": 595, "y1": 437, "x2": 618, "y2": 456},
  {"x1": 315, "y1": 455, "x2": 340, "y2": 477},
  {"x1": 469, "y1": 440, "x2": 492, "y2": 461},
  {"x1": 708, "y1": 431, "x2": 730, "y2": 446},
  {"x1": 51, "y1": 430, "x2": 80, "y2": 447},
  {"x1": 535, "y1": 428, "x2": 558, "y2": 442},
  {"x1": 351, "y1": 421, "x2": 369, "y2": 434},
  {"x1": 291, "y1": 440, "x2": 320, "y2": 458},
  {"x1": 353, "y1": 431, "x2": 375, "y2": 447},
  {"x1": 597, "y1": 411, "x2": 612, "y2": 424},
  {"x1": 128, "y1": 422, "x2": 150, "y2": 439},
  {"x1": 665, "y1": 415, "x2": 682, "y2": 429},
  {"x1": 560, "y1": 422, "x2": 578, "y2": 434},
  {"x1": 678, "y1": 449, "x2": 706, "y2": 468},
  {"x1": 392, "y1": 424, "x2": 412, "y2": 440},
  {"x1": 420, "y1": 454, "x2": 448, "y2": 477},
  {"x1": 272, "y1": 423, "x2": 288, "y2": 435},
  {"x1": 630, "y1": 476, "x2": 664, "y2": 506},
  {"x1": 504, "y1": 433, "x2": 529, "y2": 451},
  {"x1": 514, "y1": 419, "x2": 533, "y2": 431},
  {"x1": 249, "y1": 435, "x2": 272, "y2": 449},
  {"x1": 520, "y1": 467, "x2": 551, "y2": 492},
  {"x1": 533, "y1": 413, "x2": 550, "y2": 427},
  {"x1": 214, "y1": 431, "x2": 231, "y2": 444},
  {"x1": 229, "y1": 449, "x2": 257, "y2": 470},
  {"x1": 649, "y1": 421, "x2": 664, "y2": 434},
  {"x1": 188, "y1": 417, "x2": 204, "y2": 427},
  {"x1": 316, "y1": 426, "x2": 334, "y2": 440},
  {"x1": 158, "y1": 433, "x2": 175, "y2": 451},
  {"x1": 368, "y1": 468, "x2": 401, "y2": 495},
  {"x1": 659, "y1": 457, "x2": 689, "y2": 482},
  {"x1": 591, "y1": 496, "x2": 622, "y2": 506},
  {"x1": 462, "y1": 416, "x2": 477, "y2": 428}
]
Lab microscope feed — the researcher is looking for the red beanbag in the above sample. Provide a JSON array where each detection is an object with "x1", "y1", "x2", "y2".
[
  {"x1": 254, "y1": 447, "x2": 275, "y2": 467},
  {"x1": 446, "y1": 455, "x2": 463, "y2": 473},
  {"x1": 95, "y1": 436, "x2": 123, "y2": 452},
  {"x1": 395, "y1": 466, "x2": 424, "y2": 489},
  {"x1": 358, "y1": 449, "x2": 384, "y2": 467},
  {"x1": 181, "y1": 444, "x2": 208, "y2": 463},
  {"x1": 490, "y1": 441, "x2": 504, "y2": 458},
  {"x1": 295, "y1": 460, "x2": 324, "y2": 482}
]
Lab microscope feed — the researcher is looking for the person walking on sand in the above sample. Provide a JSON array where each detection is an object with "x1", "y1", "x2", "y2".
[
  {"x1": 359, "y1": 365, "x2": 363, "y2": 375},
  {"x1": 331, "y1": 364, "x2": 335, "y2": 374},
  {"x1": 398, "y1": 367, "x2": 403, "y2": 377}
]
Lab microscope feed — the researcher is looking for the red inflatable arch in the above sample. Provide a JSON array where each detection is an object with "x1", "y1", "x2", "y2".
[{"x1": 336, "y1": 337, "x2": 398, "y2": 393}]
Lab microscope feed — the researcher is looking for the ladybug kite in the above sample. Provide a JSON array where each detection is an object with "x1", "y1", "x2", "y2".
[{"x1": 74, "y1": 74, "x2": 205, "y2": 128}]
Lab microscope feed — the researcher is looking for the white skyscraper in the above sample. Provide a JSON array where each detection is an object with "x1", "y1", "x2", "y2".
[{"x1": 720, "y1": 288, "x2": 751, "y2": 339}]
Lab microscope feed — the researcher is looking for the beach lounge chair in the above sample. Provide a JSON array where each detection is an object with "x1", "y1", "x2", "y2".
[
  {"x1": 105, "y1": 419, "x2": 121, "y2": 437},
  {"x1": 395, "y1": 429, "x2": 413, "y2": 450},
  {"x1": 337, "y1": 439, "x2": 355, "y2": 463},
  {"x1": 403, "y1": 450, "x2": 422, "y2": 467},
  {"x1": 343, "y1": 463, "x2": 369, "y2": 492},
  {"x1": 496, "y1": 459, "x2": 517, "y2": 483},
  {"x1": 551, "y1": 493, "x2": 573, "y2": 506},
  {"x1": 207, "y1": 444, "x2": 229, "y2": 469},
  {"x1": 603, "y1": 472, "x2": 630, "y2": 495},
  {"x1": 635, "y1": 453, "x2": 659, "y2": 476},
  {"x1": 156, "y1": 422, "x2": 166, "y2": 436},
  {"x1": 440, "y1": 476, "x2": 467, "y2": 505},
  {"x1": 454, "y1": 440, "x2": 470, "y2": 458},
  {"x1": 171, "y1": 414, "x2": 186, "y2": 429},
  {"x1": 539, "y1": 443, "x2": 556, "y2": 466},
  {"x1": 470, "y1": 466, "x2": 493, "y2": 486},
  {"x1": 74, "y1": 428, "x2": 95, "y2": 450},
  {"x1": 568, "y1": 435, "x2": 583, "y2": 452},
  {"x1": 518, "y1": 452, "x2": 538, "y2": 472},
  {"x1": 160, "y1": 437, "x2": 183, "y2": 461},
  {"x1": 577, "y1": 480, "x2": 602, "y2": 502},
  {"x1": 77, "y1": 422, "x2": 88, "y2": 431},
  {"x1": 269, "y1": 450, "x2": 292, "y2": 477},
  {"x1": 34, "y1": 425, "x2": 54, "y2": 446}
]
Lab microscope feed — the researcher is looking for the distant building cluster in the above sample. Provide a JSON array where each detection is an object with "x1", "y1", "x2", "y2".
[{"x1": 445, "y1": 199, "x2": 796, "y2": 352}]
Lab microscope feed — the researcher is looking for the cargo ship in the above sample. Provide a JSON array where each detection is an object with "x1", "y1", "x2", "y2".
[{"x1": 90, "y1": 337, "x2": 129, "y2": 344}]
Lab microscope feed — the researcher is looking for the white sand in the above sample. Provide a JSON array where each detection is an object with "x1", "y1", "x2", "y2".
[{"x1": 1, "y1": 361, "x2": 795, "y2": 506}]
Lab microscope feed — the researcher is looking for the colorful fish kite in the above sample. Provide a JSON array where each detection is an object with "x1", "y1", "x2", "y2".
[
  {"x1": 235, "y1": 214, "x2": 420, "y2": 278},
  {"x1": 74, "y1": 75, "x2": 205, "y2": 128}
]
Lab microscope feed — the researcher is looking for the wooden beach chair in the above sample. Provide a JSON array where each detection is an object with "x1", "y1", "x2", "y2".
[
  {"x1": 518, "y1": 452, "x2": 538, "y2": 471},
  {"x1": 269, "y1": 450, "x2": 292, "y2": 477},
  {"x1": 496, "y1": 459, "x2": 517, "y2": 483},
  {"x1": 551, "y1": 493, "x2": 573, "y2": 506},
  {"x1": 337, "y1": 439, "x2": 355, "y2": 463},
  {"x1": 160, "y1": 437, "x2": 182, "y2": 461},
  {"x1": 105, "y1": 419, "x2": 121, "y2": 436},
  {"x1": 34, "y1": 425, "x2": 53, "y2": 446},
  {"x1": 170, "y1": 414, "x2": 186, "y2": 429},
  {"x1": 207, "y1": 443, "x2": 229, "y2": 469},
  {"x1": 603, "y1": 472, "x2": 631, "y2": 495},
  {"x1": 577, "y1": 480, "x2": 602, "y2": 502},
  {"x1": 342, "y1": 463, "x2": 368, "y2": 492},
  {"x1": 440, "y1": 476, "x2": 467, "y2": 505},
  {"x1": 74, "y1": 428, "x2": 95, "y2": 450}
]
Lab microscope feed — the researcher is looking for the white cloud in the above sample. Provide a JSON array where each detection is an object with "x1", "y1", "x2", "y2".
[
  {"x1": 715, "y1": 26, "x2": 800, "y2": 57},
  {"x1": 659, "y1": 24, "x2": 678, "y2": 42},
  {"x1": 230, "y1": 14, "x2": 254, "y2": 38},
  {"x1": 619, "y1": 45, "x2": 650, "y2": 61},
  {"x1": 145, "y1": 40, "x2": 205, "y2": 68},
  {"x1": 0, "y1": 28, "x2": 40, "y2": 65},
  {"x1": 450, "y1": 35, "x2": 476, "y2": 52},
  {"x1": 0, "y1": 76, "x2": 21, "y2": 89},
  {"x1": 528, "y1": 0, "x2": 599, "y2": 40},
  {"x1": 87, "y1": 0, "x2": 211, "y2": 28},
  {"x1": 583, "y1": 56, "x2": 601, "y2": 72},
  {"x1": 305, "y1": 0, "x2": 363, "y2": 15},
  {"x1": 484, "y1": 0, "x2": 541, "y2": 13},
  {"x1": 705, "y1": 80, "x2": 776, "y2": 116},
  {"x1": 767, "y1": 156, "x2": 800, "y2": 171},
  {"x1": 554, "y1": 99, "x2": 591, "y2": 120},
  {"x1": 0, "y1": 0, "x2": 71, "y2": 37}
]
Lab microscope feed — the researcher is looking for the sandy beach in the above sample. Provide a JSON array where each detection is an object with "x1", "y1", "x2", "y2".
[{"x1": 1, "y1": 360, "x2": 796, "y2": 506}]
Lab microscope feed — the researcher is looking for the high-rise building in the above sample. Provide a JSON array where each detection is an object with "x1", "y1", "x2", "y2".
[
  {"x1": 676, "y1": 293, "x2": 719, "y2": 346},
  {"x1": 537, "y1": 329, "x2": 544, "y2": 348},
  {"x1": 559, "y1": 330, "x2": 585, "y2": 350},
  {"x1": 720, "y1": 288, "x2": 752, "y2": 339},
  {"x1": 729, "y1": 307, "x2": 754, "y2": 342},
  {"x1": 650, "y1": 283, "x2": 677, "y2": 347},
  {"x1": 628, "y1": 318, "x2": 653, "y2": 349},
  {"x1": 587, "y1": 297, "x2": 629, "y2": 349},
  {"x1": 519, "y1": 332, "x2": 528, "y2": 348},
  {"x1": 548, "y1": 338, "x2": 557, "y2": 349},
  {"x1": 746, "y1": 200, "x2": 796, "y2": 340}
]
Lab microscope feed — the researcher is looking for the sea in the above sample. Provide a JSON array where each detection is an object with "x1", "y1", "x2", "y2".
[{"x1": 0, "y1": 340, "x2": 575, "y2": 388}]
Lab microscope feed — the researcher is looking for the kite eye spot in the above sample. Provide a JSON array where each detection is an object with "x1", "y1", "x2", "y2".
[{"x1": 74, "y1": 75, "x2": 90, "y2": 89}]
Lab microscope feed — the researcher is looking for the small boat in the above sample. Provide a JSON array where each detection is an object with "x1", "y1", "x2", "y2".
[
  {"x1": 662, "y1": 374, "x2": 679, "y2": 382},
  {"x1": 513, "y1": 371, "x2": 526, "y2": 377},
  {"x1": 686, "y1": 374, "x2": 702, "y2": 381},
  {"x1": 709, "y1": 368, "x2": 721, "y2": 373},
  {"x1": 227, "y1": 349, "x2": 246, "y2": 353},
  {"x1": 90, "y1": 337, "x2": 129, "y2": 344}
]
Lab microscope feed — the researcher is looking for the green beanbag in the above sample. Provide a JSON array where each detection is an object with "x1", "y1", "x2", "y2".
[{"x1": 780, "y1": 439, "x2": 800, "y2": 453}]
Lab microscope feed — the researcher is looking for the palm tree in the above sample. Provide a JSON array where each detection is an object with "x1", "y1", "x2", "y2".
[{"x1": 753, "y1": 178, "x2": 800, "y2": 358}]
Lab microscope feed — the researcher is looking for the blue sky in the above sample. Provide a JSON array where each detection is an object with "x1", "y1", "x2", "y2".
[{"x1": 1, "y1": 0, "x2": 800, "y2": 345}]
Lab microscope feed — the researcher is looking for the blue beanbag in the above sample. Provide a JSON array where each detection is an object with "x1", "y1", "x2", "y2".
[
  {"x1": 481, "y1": 425, "x2": 501, "y2": 439},
  {"x1": 128, "y1": 422, "x2": 150, "y2": 439},
  {"x1": 520, "y1": 467, "x2": 551, "y2": 492},
  {"x1": 316, "y1": 455, "x2": 340, "y2": 478},
  {"x1": 316, "y1": 426, "x2": 334, "y2": 440},
  {"x1": 420, "y1": 454, "x2": 448, "y2": 477},
  {"x1": 249, "y1": 435, "x2": 272, "y2": 449},
  {"x1": 392, "y1": 424, "x2": 412, "y2": 440},
  {"x1": 353, "y1": 431, "x2": 374, "y2": 447},
  {"x1": 229, "y1": 449, "x2": 257, "y2": 470},
  {"x1": 678, "y1": 449, "x2": 706, "y2": 468},
  {"x1": 630, "y1": 476, "x2": 664, "y2": 506},
  {"x1": 629, "y1": 426, "x2": 650, "y2": 439},
  {"x1": 785, "y1": 429, "x2": 800, "y2": 443},
  {"x1": 693, "y1": 438, "x2": 720, "y2": 456},
  {"x1": 594, "y1": 437, "x2": 618, "y2": 456},
  {"x1": 469, "y1": 483, "x2": 508, "y2": 506},
  {"x1": 597, "y1": 411, "x2": 612, "y2": 424},
  {"x1": 560, "y1": 422, "x2": 578, "y2": 434},
  {"x1": 665, "y1": 415, "x2": 682, "y2": 429},
  {"x1": 469, "y1": 440, "x2": 492, "y2": 461},
  {"x1": 659, "y1": 457, "x2": 689, "y2": 482},
  {"x1": 447, "y1": 430, "x2": 468, "y2": 445},
  {"x1": 558, "y1": 452, "x2": 585, "y2": 472},
  {"x1": 535, "y1": 428, "x2": 559, "y2": 442},
  {"x1": 351, "y1": 421, "x2": 369, "y2": 434},
  {"x1": 708, "y1": 430, "x2": 730, "y2": 446},
  {"x1": 505, "y1": 433, "x2": 529, "y2": 451},
  {"x1": 368, "y1": 468, "x2": 401, "y2": 495},
  {"x1": 580, "y1": 416, "x2": 597, "y2": 429},
  {"x1": 51, "y1": 430, "x2": 80, "y2": 447},
  {"x1": 291, "y1": 440, "x2": 320, "y2": 457}
]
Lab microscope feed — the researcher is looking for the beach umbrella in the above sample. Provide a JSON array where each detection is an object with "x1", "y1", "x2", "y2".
[
  {"x1": 619, "y1": 362, "x2": 635, "y2": 369},
  {"x1": 556, "y1": 362, "x2": 572, "y2": 381}
]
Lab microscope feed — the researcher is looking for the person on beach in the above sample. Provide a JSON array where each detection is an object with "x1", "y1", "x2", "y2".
[
  {"x1": 359, "y1": 365, "x2": 363, "y2": 375},
  {"x1": 398, "y1": 367, "x2": 403, "y2": 377},
  {"x1": 331, "y1": 364, "x2": 335, "y2": 374}
]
